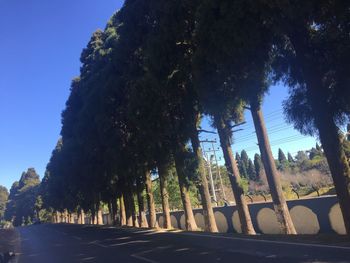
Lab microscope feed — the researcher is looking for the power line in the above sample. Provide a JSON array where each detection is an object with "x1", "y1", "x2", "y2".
[{"x1": 241, "y1": 135, "x2": 310, "y2": 153}]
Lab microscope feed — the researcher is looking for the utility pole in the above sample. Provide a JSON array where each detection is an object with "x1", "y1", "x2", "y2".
[
  {"x1": 200, "y1": 141, "x2": 217, "y2": 205},
  {"x1": 210, "y1": 140, "x2": 227, "y2": 201}
]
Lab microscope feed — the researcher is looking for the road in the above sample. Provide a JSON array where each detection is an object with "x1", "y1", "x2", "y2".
[{"x1": 10, "y1": 224, "x2": 350, "y2": 263}]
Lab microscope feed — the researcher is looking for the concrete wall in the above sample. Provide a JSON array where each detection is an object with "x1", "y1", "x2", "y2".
[
  {"x1": 84, "y1": 196, "x2": 345, "y2": 234},
  {"x1": 158, "y1": 196, "x2": 346, "y2": 234}
]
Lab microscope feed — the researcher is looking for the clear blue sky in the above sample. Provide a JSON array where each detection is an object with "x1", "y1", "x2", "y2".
[
  {"x1": 0, "y1": 0, "x2": 317, "y2": 190},
  {"x1": 0, "y1": 0, "x2": 125, "y2": 190}
]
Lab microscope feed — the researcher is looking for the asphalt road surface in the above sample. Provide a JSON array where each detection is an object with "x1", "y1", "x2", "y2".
[{"x1": 10, "y1": 224, "x2": 350, "y2": 263}]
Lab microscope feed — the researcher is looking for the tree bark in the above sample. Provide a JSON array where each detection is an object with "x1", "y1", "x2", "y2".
[
  {"x1": 80, "y1": 209, "x2": 85, "y2": 224},
  {"x1": 111, "y1": 198, "x2": 118, "y2": 225},
  {"x1": 91, "y1": 209, "x2": 95, "y2": 225},
  {"x1": 96, "y1": 203, "x2": 101, "y2": 225},
  {"x1": 250, "y1": 102, "x2": 297, "y2": 234},
  {"x1": 215, "y1": 115, "x2": 256, "y2": 234},
  {"x1": 145, "y1": 170, "x2": 158, "y2": 228},
  {"x1": 119, "y1": 195, "x2": 127, "y2": 226},
  {"x1": 288, "y1": 30, "x2": 350, "y2": 234},
  {"x1": 158, "y1": 163, "x2": 172, "y2": 229},
  {"x1": 174, "y1": 144, "x2": 198, "y2": 231},
  {"x1": 128, "y1": 183, "x2": 139, "y2": 227},
  {"x1": 98, "y1": 210, "x2": 103, "y2": 225},
  {"x1": 136, "y1": 176, "x2": 149, "y2": 227},
  {"x1": 314, "y1": 106, "x2": 350, "y2": 234},
  {"x1": 108, "y1": 201, "x2": 113, "y2": 225},
  {"x1": 190, "y1": 126, "x2": 218, "y2": 232},
  {"x1": 123, "y1": 191, "x2": 133, "y2": 227}
]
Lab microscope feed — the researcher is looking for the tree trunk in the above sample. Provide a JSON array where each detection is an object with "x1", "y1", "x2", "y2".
[
  {"x1": 108, "y1": 201, "x2": 113, "y2": 225},
  {"x1": 158, "y1": 163, "x2": 172, "y2": 229},
  {"x1": 98, "y1": 210, "x2": 103, "y2": 225},
  {"x1": 65, "y1": 210, "x2": 69, "y2": 223},
  {"x1": 174, "y1": 144, "x2": 198, "y2": 231},
  {"x1": 119, "y1": 195, "x2": 127, "y2": 226},
  {"x1": 250, "y1": 102, "x2": 297, "y2": 234},
  {"x1": 314, "y1": 109, "x2": 350, "y2": 234},
  {"x1": 80, "y1": 209, "x2": 85, "y2": 224},
  {"x1": 288, "y1": 30, "x2": 350, "y2": 234},
  {"x1": 91, "y1": 209, "x2": 95, "y2": 225},
  {"x1": 128, "y1": 183, "x2": 139, "y2": 227},
  {"x1": 96, "y1": 203, "x2": 101, "y2": 225},
  {"x1": 215, "y1": 115, "x2": 256, "y2": 234},
  {"x1": 145, "y1": 170, "x2": 157, "y2": 228},
  {"x1": 190, "y1": 126, "x2": 218, "y2": 232},
  {"x1": 136, "y1": 176, "x2": 149, "y2": 227},
  {"x1": 123, "y1": 191, "x2": 133, "y2": 227},
  {"x1": 52, "y1": 212, "x2": 56, "y2": 223},
  {"x1": 111, "y1": 198, "x2": 118, "y2": 225}
]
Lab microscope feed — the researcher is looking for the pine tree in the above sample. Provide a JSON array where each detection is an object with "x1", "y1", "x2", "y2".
[
  {"x1": 0, "y1": 186, "x2": 8, "y2": 221},
  {"x1": 253, "y1": 154, "x2": 263, "y2": 180},
  {"x1": 278, "y1": 149, "x2": 287, "y2": 164},
  {"x1": 287, "y1": 152, "x2": 295, "y2": 163},
  {"x1": 236, "y1": 152, "x2": 248, "y2": 179},
  {"x1": 241, "y1": 150, "x2": 249, "y2": 168},
  {"x1": 195, "y1": 0, "x2": 296, "y2": 234},
  {"x1": 271, "y1": 0, "x2": 350, "y2": 234},
  {"x1": 247, "y1": 159, "x2": 257, "y2": 181}
]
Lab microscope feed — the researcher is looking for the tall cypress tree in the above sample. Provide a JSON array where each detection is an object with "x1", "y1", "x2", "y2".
[
  {"x1": 194, "y1": 0, "x2": 296, "y2": 234},
  {"x1": 247, "y1": 159, "x2": 257, "y2": 181},
  {"x1": 270, "y1": 0, "x2": 350, "y2": 234},
  {"x1": 254, "y1": 154, "x2": 263, "y2": 180},
  {"x1": 278, "y1": 149, "x2": 287, "y2": 164},
  {"x1": 287, "y1": 153, "x2": 295, "y2": 163}
]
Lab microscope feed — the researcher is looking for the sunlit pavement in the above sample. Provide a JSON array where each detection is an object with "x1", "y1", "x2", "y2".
[{"x1": 14, "y1": 224, "x2": 350, "y2": 263}]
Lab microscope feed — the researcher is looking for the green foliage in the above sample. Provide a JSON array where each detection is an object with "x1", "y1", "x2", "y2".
[
  {"x1": 236, "y1": 152, "x2": 247, "y2": 179},
  {"x1": 5, "y1": 168, "x2": 40, "y2": 226},
  {"x1": 0, "y1": 186, "x2": 8, "y2": 221},
  {"x1": 153, "y1": 168, "x2": 200, "y2": 211},
  {"x1": 238, "y1": 178, "x2": 249, "y2": 194},
  {"x1": 287, "y1": 152, "x2": 294, "y2": 163},
  {"x1": 37, "y1": 0, "x2": 348, "y2": 221},
  {"x1": 247, "y1": 159, "x2": 257, "y2": 181},
  {"x1": 278, "y1": 148, "x2": 287, "y2": 164},
  {"x1": 253, "y1": 154, "x2": 263, "y2": 179}
]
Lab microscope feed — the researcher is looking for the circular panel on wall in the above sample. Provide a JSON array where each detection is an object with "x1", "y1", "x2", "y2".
[
  {"x1": 329, "y1": 204, "x2": 346, "y2": 235},
  {"x1": 158, "y1": 215, "x2": 164, "y2": 228},
  {"x1": 231, "y1": 210, "x2": 242, "y2": 233},
  {"x1": 257, "y1": 208, "x2": 283, "y2": 234},
  {"x1": 170, "y1": 215, "x2": 179, "y2": 229},
  {"x1": 180, "y1": 214, "x2": 186, "y2": 230},
  {"x1": 194, "y1": 212, "x2": 205, "y2": 230},
  {"x1": 214, "y1": 211, "x2": 228, "y2": 233},
  {"x1": 290, "y1": 205, "x2": 320, "y2": 234}
]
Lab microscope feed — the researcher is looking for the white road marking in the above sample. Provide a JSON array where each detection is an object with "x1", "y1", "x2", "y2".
[
  {"x1": 89, "y1": 241, "x2": 108, "y2": 248},
  {"x1": 131, "y1": 253, "x2": 159, "y2": 263},
  {"x1": 172, "y1": 232, "x2": 350, "y2": 251},
  {"x1": 174, "y1": 248, "x2": 190, "y2": 252},
  {"x1": 130, "y1": 246, "x2": 171, "y2": 263},
  {"x1": 109, "y1": 240, "x2": 150, "y2": 247}
]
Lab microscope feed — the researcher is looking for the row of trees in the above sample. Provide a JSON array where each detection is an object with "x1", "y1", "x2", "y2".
[
  {"x1": 236, "y1": 150, "x2": 262, "y2": 182},
  {"x1": 3, "y1": 168, "x2": 43, "y2": 226},
  {"x1": 0, "y1": 186, "x2": 8, "y2": 223},
  {"x1": 41, "y1": 0, "x2": 350, "y2": 235}
]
